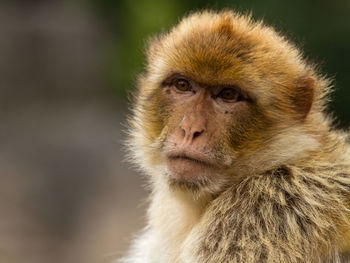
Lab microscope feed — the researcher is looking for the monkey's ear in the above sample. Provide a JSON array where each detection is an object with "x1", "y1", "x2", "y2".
[{"x1": 291, "y1": 76, "x2": 315, "y2": 119}]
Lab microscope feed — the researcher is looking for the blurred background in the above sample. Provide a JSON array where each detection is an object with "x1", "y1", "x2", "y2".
[{"x1": 0, "y1": 0, "x2": 349, "y2": 262}]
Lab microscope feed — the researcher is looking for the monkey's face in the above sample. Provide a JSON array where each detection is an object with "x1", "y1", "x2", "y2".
[
  {"x1": 160, "y1": 74, "x2": 256, "y2": 184},
  {"x1": 136, "y1": 70, "x2": 267, "y2": 192}
]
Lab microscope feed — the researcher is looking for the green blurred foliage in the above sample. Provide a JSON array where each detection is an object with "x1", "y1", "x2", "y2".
[
  {"x1": 89, "y1": 0, "x2": 184, "y2": 97},
  {"x1": 89, "y1": 0, "x2": 350, "y2": 126}
]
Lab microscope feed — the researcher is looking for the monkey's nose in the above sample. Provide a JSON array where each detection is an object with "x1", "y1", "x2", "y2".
[
  {"x1": 180, "y1": 127, "x2": 205, "y2": 143},
  {"x1": 179, "y1": 116, "x2": 206, "y2": 144}
]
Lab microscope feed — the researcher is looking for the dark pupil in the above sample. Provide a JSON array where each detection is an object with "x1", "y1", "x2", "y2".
[
  {"x1": 222, "y1": 89, "x2": 235, "y2": 99},
  {"x1": 177, "y1": 80, "x2": 188, "y2": 90}
]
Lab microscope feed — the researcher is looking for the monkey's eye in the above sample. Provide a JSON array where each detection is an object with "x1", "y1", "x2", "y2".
[
  {"x1": 218, "y1": 88, "x2": 240, "y2": 101},
  {"x1": 174, "y1": 79, "x2": 191, "y2": 92}
]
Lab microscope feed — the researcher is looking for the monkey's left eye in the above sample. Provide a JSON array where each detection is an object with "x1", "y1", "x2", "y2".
[
  {"x1": 174, "y1": 79, "x2": 191, "y2": 92},
  {"x1": 218, "y1": 88, "x2": 240, "y2": 101}
]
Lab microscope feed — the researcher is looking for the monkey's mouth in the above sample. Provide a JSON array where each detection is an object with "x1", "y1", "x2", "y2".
[
  {"x1": 168, "y1": 155, "x2": 215, "y2": 167},
  {"x1": 165, "y1": 153, "x2": 218, "y2": 180}
]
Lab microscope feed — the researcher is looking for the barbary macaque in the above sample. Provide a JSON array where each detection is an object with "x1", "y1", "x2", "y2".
[{"x1": 120, "y1": 10, "x2": 350, "y2": 263}]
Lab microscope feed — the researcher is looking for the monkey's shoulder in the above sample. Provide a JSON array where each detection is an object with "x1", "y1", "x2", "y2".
[{"x1": 184, "y1": 164, "x2": 350, "y2": 262}]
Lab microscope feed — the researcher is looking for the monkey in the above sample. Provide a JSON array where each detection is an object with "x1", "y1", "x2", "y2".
[{"x1": 119, "y1": 10, "x2": 350, "y2": 263}]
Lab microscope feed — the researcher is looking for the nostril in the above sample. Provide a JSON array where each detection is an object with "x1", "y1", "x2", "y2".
[{"x1": 193, "y1": 131, "x2": 203, "y2": 139}]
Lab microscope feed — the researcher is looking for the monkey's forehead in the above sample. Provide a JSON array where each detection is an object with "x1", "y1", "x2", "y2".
[{"x1": 146, "y1": 10, "x2": 306, "y2": 87}]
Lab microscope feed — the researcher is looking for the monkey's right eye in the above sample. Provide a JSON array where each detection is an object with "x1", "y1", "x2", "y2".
[{"x1": 174, "y1": 79, "x2": 191, "y2": 92}]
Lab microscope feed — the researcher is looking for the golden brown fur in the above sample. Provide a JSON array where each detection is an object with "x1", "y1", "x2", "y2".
[{"x1": 121, "y1": 10, "x2": 350, "y2": 263}]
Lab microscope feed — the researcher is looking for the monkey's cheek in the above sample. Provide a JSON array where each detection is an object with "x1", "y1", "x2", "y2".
[{"x1": 165, "y1": 158, "x2": 214, "y2": 180}]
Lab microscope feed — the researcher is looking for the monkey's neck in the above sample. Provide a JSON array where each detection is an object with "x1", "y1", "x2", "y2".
[
  {"x1": 149, "y1": 185, "x2": 209, "y2": 229},
  {"x1": 147, "y1": 184, "x2": 210, "y2": 261}
]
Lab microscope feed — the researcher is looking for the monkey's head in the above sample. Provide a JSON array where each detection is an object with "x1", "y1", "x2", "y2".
[{"x1": 128, "y1": 10, "x2": 330, "y2": 194}]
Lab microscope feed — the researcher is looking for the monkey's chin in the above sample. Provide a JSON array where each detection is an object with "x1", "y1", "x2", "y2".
[{"x1": 166, "y1": 157, "x2": 216, "y2": 182}]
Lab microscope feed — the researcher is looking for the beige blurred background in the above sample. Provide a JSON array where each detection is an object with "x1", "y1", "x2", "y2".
[
  {"x1": 0, "y1": 1, "x2": 146, "y2": 262},
  {"x1": 0, "y1": 0, "x2": 349, "y2": 262}
]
